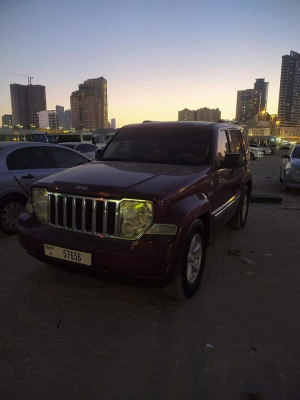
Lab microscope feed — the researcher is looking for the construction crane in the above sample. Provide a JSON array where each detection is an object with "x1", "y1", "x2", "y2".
[{"x1": 8, "y1": 72, "x2": 33, "y2": 85}]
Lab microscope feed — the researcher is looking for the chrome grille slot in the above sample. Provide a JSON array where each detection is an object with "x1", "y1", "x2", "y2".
[{"x1": 48, "y1": 193, "x2": 119, "y2": 237}]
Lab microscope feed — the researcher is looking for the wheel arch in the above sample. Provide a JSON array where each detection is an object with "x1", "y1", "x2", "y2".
[{"x1": 0, "y1": 192, "x2": 28, "y2": 206}]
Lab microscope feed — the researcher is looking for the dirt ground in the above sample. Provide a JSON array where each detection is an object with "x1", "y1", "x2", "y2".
[{"x1": 0, "y1": 153, "x2": 300, "y2": 400}]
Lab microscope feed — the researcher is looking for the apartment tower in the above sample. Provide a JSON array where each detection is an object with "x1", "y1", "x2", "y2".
[
  {"x1": 236, "y1": 78, "x2": 268, "y2": 124},
  {"x1": 278, "y1": 51, "x2": 300, "y2": 126},
  {"x1": 70, "y1": 77, "x2": 108, "y2": 130},
  {"x1": 254, "y1": 78, "x2": 269, "y2": 115},
  {"x1": 10, "y1": 83, "x2": 46, "y2": 129}
]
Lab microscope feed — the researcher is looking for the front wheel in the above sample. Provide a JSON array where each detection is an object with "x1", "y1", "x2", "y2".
[
  {"x1": 0, "y1": 196, "x2": 26, "y2": 234},
  {"x1": 229, "y1": 187, "x2": 250, "y2": 229},
  {"x1": 163, "y1": 220, "x2": 207, "y2": 300}
]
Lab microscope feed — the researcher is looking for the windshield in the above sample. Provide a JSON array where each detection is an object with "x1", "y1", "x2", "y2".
[
  {"x1": 101, "y1": 125, "x2": 212, "y2": 166},
  {"x1": 292, "y1": 146, "x2": 300, "y2": 158},
  {"x1": 30, "y1": 134, "x2": 48, "y2": 142}
]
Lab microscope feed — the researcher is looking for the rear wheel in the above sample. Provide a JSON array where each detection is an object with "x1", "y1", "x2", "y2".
[
  {"x1": 163, "y1": 220, "x2": 207, "y2": 300},
  {"x1": 229, "y1": 187, "x2": 250, "y2": 229},
  {"x1": 0, "y1": 196, "x2": 26, "y2": 235}
]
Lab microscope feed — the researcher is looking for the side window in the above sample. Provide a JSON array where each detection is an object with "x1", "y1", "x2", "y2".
[
  {"x1": 76, "y1": 144, "x2": 97, "y2": 152},
  {"x1": 216, "y1": 130, "x2": 230, "y2": 165},
  {"x1": 6, "y1": 147, "x2": 53, "y2": 170},
  {"x1": 228, "y1": 129, "x2": 242, "y2": 153},
  {"x1": 47, "y1": 147, "x2": 88, "y2": 168}
]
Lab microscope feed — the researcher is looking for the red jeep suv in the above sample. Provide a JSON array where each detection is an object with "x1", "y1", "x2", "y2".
[{"x1": 18, "y1": 122, "x2": 252, "y2": 299}]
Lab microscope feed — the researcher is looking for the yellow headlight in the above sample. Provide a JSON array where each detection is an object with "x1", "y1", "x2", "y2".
[
  {"x1": 119, "y1": 200, "x2": 153, "y2": 238},
  {"x1": 32, "y1": 189, "x2": 48, "y2": 223}
]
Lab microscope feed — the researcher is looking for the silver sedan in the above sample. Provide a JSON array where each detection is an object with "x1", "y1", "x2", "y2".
[
  {"x1": 280, "y1": 144, "x2": 300, "y2": 191},
  {"x1": 0, "y1": 141, "x2": 91, "y2": 234}
]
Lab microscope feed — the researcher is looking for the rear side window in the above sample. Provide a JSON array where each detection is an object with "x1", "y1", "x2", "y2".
[
  {"x1": 76, "y1": 144, "x2": 97, "y2": 152},
  {"x1": 228, "y1": 129, "x2": 242, "y2": 153},
  {"x1": 292, "y1": 146, "x2": 300, "y2": 158},
  {"x1": 216, "y1": 130, "x2": 230, "y2": 165},
  {"x1": 6, "y1": 147, "x2": 53, "y2": 170},
  {"x1": 47, "y1": 147, "x2": 88, "y2": 167}
]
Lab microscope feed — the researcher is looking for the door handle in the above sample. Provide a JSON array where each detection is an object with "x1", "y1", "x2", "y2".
[{"x1": 21, "y1": 173, "x2": 36, "y2": 179}]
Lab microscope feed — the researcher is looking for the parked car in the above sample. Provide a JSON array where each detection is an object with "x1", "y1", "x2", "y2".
[
  {"x1": 18, "y1": 122, "x2": 252, "y2": 299},
  {"x1": 249, "y1": 143, "x2": 272, "y2": 155},
  {"x1": 249, "y1": 146, "x2": 264, "y2": 160},
  {"x1": 59, "y1": 142, "x2": 99, "y2": 160},
  {"x1": 280, "y1": 144, "x2": 300, "y2": 191},
  {"x1": 0, "y1": 142, "x2": 91, "y2": 234}
]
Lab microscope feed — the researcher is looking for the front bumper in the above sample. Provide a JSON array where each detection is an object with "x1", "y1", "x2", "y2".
[
  {"x1": 284, "y1": 173, "x2": 300, "y2": 189},
  {"x1": 18, "y1": 213, "x2": 177, "y2": 281}
]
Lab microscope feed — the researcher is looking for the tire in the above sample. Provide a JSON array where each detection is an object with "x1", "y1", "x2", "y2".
[
  {"x1": 250, "y1": 152, "x2": 256, "y2": 160},
  {"x1": 163, "y1": 220, "x2": 207, "y2": 300},
  {"x1": 229, "y1": 187, "x2": 250, "y2": 229},
  {"x1": 279, "y1": 169, "x2": 283, "y2": 182},
  {"x1": 0, "y1": 196, "x2": 27, "y2": 235},
  {"x1": 283, "y1": 182, "x2": 289, "y2": 192}
]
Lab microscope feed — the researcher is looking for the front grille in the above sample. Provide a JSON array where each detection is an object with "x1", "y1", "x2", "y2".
[{"x1": 48, "y1": 193, "x2": 119, "y2": 237}]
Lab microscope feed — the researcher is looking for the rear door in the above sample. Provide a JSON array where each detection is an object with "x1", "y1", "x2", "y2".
[
  {"x1": 211, "y1": 128, "x2": 245, "y2": 231},
  {"x1": 6, "y1": 147, "x2": 59, "y2": 195}
]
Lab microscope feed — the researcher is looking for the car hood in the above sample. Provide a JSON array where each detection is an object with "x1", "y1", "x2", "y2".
[{"x1": 34, "y1": 161, "x2": 210, "y2": 202}]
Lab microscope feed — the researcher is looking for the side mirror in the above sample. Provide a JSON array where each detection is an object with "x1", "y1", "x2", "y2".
[
  {"x1": 220, "y1": 153, "x2": 243, "y2": 169},
  {"x1": 280, "y1": 154, "x2": 290, "y2": 159},
  {"x1": 95, "y1": 148, "x2": 103, "y2": 161}
]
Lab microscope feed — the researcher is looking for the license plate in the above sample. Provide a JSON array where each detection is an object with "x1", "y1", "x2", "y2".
[{"x1": 44, "y1": 244, "x2": 92, "y2": 266}]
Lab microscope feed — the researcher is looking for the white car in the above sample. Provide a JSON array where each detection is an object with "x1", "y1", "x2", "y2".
[
  {"x1": 249, "y1": 146, "x2": 264, "y2": 160},
  {"x1": 59, "y1": 142, "x2": 98, "y2": 160},
  {"x1": 250, "y1": 143, "x2": 272, "y2": 155}
]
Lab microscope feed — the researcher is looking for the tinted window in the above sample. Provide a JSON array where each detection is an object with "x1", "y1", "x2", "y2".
[
  {"x1": 228, "y1": 129, "x2": 242, "y2": 153},
  {"x1": 6, "y1": 147, "x2": 53, "y2": 170},
  {"x1": 47, "y1": 147, "x2": 89, "y2": 167},
  {"x1": 216, "y1": 130, "x2": 230, "y2": 164},
  {"x1": 56, "y1": 135, "x2": 81, "y2": 143},
  {"x1": 102, "y1": 125, "x2": 212, "y2": 166},
  {"x1": 82, "y1": 134, "x2": 92, "y2": 142},
  {"x1": 292, "y1": 146, "x2": 300, "y2": 158},
  {"x1": 76, "y1": 144, "x2": 98, "y2": 152},
  {"x1": 31, "y1": 134, "x2": 48, "y2": 142}
]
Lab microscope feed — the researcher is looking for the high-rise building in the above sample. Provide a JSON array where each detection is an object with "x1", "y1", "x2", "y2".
[
  {"x1": 70, "y1": 77, "x2": 108, "y2": 130},
  {"x1": 178, "y1": 107, "x2": 221, "y2": 122},
  {"x1": 2, "y1": 114, "x2": 13, "y2": 128},
  {"x1": 196, "y1": 107, "x2": 221, "y2": 122},
  {"x1": 178, "y1": 108, "x2": 196, "y2": 121},
  {"x1": 56, "y1": 105, "x2": 65, "y2": 129},
  {"x1": 236, "y1": 78, "x2": 269, "y2": 124},
  {"x1": 64, "y1": 109, "x2": 71, "y2": 130},
  {"x1": 111, "y1": 118, "x2": 116, "y2": 129},
  {"x1": 278, "y1": 51, "x2": 300, "y2": 127},
  {"x1": 253, "y1": 78, "x2": 269, "y2": 115},
  {"x1": 10, "y1": 83, "x2": 46, "y2": 129},
  {"x1": 38, "y1": 110, "x2": 59, "y2": 130},
  {"x1": 236, "y1": 89, "x2": 254, "y2": 123}
]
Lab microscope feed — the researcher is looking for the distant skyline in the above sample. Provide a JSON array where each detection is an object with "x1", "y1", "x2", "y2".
[{"x1": 1, "y1": 0, "x2": 300, "y2": 128}]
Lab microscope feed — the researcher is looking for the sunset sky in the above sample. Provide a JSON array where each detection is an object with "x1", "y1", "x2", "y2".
[{"x1": 1, "y1": 0, "x2": 300, "y2": 128}]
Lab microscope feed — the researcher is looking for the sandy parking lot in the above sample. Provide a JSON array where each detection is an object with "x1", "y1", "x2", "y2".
[{"x1": 0, "y1": 153, "x2": 300, "y2": 400}]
